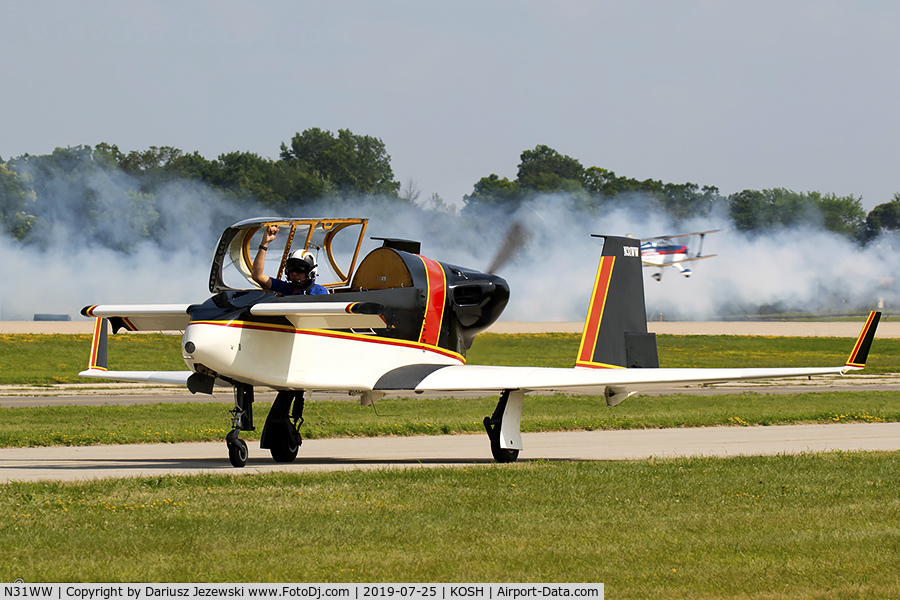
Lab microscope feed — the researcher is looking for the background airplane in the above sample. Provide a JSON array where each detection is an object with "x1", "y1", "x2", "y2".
[
  {"x1": 637, "y1": 229, "x2": 720, "y2": 280},
  {"x1": 79, "y1": 219, "x2": 877, "y2": 467}
]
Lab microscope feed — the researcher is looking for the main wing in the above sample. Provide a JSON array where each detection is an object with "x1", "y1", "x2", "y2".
[
  {"x1": 248, "y1": 301, "x2": 387, "y2": 329},
  {"x1": 642, "y1": 229, "x2": 721, "y2": 243},
  {"x1": 375, "y1": 311, "x2": 881, "y2": 405},
  {"x1": 377, "y1": 363, "x2": 849, "y2": 405},
  {"x1": 82, "y1": 304, "x2": 192, "y2": 332}
]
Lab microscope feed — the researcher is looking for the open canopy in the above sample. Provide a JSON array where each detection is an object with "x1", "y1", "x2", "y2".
[{"x1": 209, "y1": 217, "x2": 369, "y2": 293}]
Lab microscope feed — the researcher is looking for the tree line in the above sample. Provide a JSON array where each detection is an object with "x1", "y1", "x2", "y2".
[{"x1": 1, "y1": 128, "x2": 898, "y2": 249}]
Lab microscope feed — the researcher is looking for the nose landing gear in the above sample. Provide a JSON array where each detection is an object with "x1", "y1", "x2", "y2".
[{"x1": 226, "y1": 383, "x2": 255, "y2": 467}]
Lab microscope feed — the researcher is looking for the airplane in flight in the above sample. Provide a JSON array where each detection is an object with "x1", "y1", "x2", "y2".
[
  {"x1": 80, "y1": 218, "x2": 879, "y2": 467},
  {"x1": 637, "y1": 229, "x2": 720, "y2": 280}
]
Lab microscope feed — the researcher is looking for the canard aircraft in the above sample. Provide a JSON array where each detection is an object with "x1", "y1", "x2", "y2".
[
  {"x1": 637, "y1": 229, "x2": 720, "y2": 280},
  {"x1": 80, "y1": 217, "x2": 880, "y2": 467}
]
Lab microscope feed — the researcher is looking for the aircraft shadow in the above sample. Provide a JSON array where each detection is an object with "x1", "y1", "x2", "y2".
[{"x1": 2, "y1": 455, "x2": 577, "y2": 478}]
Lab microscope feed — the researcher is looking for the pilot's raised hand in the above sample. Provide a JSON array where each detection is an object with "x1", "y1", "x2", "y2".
[{"x1": 261, "y1": 224, "x2": 279, "y2": 246}]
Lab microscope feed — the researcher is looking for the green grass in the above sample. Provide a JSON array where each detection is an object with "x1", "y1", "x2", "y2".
[
  {"x1": 2, "y1": 391, "x2": 899, "y2": 449},
  {"x1": 2, "y1": 455, "x2": 899, "y2": 595},
  {"x1": 0, "y1": 333, "x2": 185, "y2": 384},
  {"x1": 2, "y1": 331, "x2": 900, "y2": 384},
  {"x1": 3, "y1": 331, "x2": 900, "y2": 592}
]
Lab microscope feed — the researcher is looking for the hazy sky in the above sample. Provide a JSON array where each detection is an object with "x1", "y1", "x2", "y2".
[{"x1": 3, "y1": 1, "x2": 899, "y2": 211}]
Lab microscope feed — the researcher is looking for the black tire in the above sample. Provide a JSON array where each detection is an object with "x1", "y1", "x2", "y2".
[
  {"x1": 484, "y1": 413, "x2": 520, "y2": 463},
  {"x1": 490, "y1": 440, "x2": 520, "y2": 463},
  {"x1": 228, "y1": 438, "x2": 249, "y2": 468},
  {"x1": 270, "y1": 433, "x2": 300, "y2": 463}
]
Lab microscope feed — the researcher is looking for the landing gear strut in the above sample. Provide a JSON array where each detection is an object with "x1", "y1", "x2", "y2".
[
  {"x1": 226, "y1": 383, "x2": 255, "y2": 467},
  {"x1": 260, "y1": 391, "x2": 305, "y2": 462},
  {"x1": 483, "y1": 389, "x2": 524, "y2": 463}
]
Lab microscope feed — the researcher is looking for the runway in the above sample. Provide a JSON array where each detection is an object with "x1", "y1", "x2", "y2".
[{"x1": 3, "y1": 422, "x2": 899, "y2": 483}]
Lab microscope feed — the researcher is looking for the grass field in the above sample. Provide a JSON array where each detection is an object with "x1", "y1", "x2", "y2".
[
  {"x1": 2, "y1": 331, "x2": 899, "y2": 592},
  {"x1": 2, "y1": 455, "x2": 899, "y2": 595}
]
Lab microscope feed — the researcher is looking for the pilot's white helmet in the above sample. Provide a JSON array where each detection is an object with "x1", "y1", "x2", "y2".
[{"x1": 285, "y1": 249, "x2": 318, "y2": 280}]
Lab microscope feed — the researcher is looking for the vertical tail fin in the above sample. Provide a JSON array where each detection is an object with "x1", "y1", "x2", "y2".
[
  {"x1": 845, "y1": 311, "x2": 881, "y2": 369},
  {"x1": 576, "y1": 235, "x2": 658, "y2": 369},
  {"x1": 88, "y1": 317, "x2": 108, "y2": 371}
]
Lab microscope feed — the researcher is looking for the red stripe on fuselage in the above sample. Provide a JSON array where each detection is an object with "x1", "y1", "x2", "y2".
[{"x1": 417, "y1": 256, "x2": 447, "y2": 347}]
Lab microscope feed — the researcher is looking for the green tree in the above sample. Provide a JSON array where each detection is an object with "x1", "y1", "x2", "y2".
[
  {"x1": 213, "y1": 151, "x2": 332, "y2": 207},
  {"x1": 462, "y1": 174, "x2": 520, "y2": 210},
  {"x1": 808, "y1": 192, "x2": 865, "y2": 239},
  {"x1": 463, "y1": 145, "x2": 586, "y2": 215},
  {"x1": 864, "y1": 195, "x2": 900, "y2": 241},
  {"x1": 729, "y1": 188, "x2": 815, "y2": 233},
  {"x1": 730, "y1": 188, "x2": 867, "y2": 238},
  {"x1": 95, "y1": 144, "x2": 217, "y2": 192},
  {"x1": 7, "y1": 146, "x2": 102, "y2": 236},
  {"x1": 582, "y1": 166, "x2": 620, "y2": 196},
  {"x1": 0, "y1": 163, "x2": 38, "y2": 239},
  {"x1": 280, "y1": 128, "x2": 399, "y2": 197},
  {"x1": 516, "y1": 145, "x2": 584, "y2": 193},
  {"x1": 658, "y1": 183, "x2": 723, "y2": 221}
]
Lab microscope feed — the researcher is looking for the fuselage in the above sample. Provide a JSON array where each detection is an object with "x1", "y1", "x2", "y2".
[
  {"x1": 640, "y1": 243, "x2": 688, "y2": 267},
  {"x1": 182, "y1": 244, "x2": 510, "y2": 391}
]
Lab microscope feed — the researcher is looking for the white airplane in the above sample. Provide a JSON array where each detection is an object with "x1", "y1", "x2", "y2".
[
  {"x1": 79, "y1": 218, "x2": 879, "y2": 467},
  {"x1": 638, "y1": 230, "x2": 720, "y2": 280}
]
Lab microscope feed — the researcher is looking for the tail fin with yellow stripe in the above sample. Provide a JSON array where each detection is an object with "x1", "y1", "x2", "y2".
[
  {"x1": 576, "y1": 235, "x2": 658, "y2": 369},
  {"x1": 845, "y1": 311, "x2": 881, "y2": 369}
]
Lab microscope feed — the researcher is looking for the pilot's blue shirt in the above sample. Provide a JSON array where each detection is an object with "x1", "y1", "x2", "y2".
[{"x1": 269, "y1": 278, "x2": 328, "y2": 296}]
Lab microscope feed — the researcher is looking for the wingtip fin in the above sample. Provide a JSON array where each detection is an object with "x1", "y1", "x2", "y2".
[
  {"x1": 88, "y1": 317, "x2": 108, "y2": 371},
  {"x1": 845, "y1": 311, "x2": 881, "y2": 368}
]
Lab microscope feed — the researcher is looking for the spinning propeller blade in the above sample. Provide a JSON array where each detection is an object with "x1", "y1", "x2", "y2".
[{"x1": 487, "y1": 220, "x2": 532, "y2": 274}]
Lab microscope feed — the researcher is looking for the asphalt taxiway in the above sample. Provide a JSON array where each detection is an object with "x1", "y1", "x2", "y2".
[{"x1": 3, "y1": 422, "x2": 900, "y2": 483}]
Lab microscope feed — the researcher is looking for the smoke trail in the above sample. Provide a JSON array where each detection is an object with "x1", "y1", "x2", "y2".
[
  {"x1": 1, "y1": 173, "x2": 896, "y2": 322},
  {"x1": 0, "y1": 166, "x2": 265, "y2": 320}
]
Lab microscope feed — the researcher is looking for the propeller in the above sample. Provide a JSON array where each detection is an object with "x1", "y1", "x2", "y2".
[{"x1": 487, "y1": 220, "x2": 532, "y2": 274}]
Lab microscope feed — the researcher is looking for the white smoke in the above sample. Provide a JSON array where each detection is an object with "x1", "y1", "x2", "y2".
[
  {"x1": 0, "y1": 169, "x2": 261, "y2": 321},
  {"x1": 1, "y1": 178, "x2": 896, "y2": 322}
]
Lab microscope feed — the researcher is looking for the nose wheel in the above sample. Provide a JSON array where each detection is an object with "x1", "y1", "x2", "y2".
[
  {"x1": 226, "y1": 431, "x2": 249, "y2": 468},
  {"x1": 226, "y1": 383, "x2": 255, "y2": 467}
]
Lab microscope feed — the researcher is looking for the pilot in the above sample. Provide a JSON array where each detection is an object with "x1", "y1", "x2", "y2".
[{"x1": 251, "y1": 225, "x2": 329, "y2": 296}]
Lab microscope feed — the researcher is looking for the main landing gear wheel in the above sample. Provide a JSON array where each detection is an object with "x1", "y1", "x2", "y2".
[
  {"x1": 270, "y1": 434, "x2": 300, "y2": 463},
  {"x1": 485, "y1": 423, "x2": 520, "y2": 463},
  {"x1": 483, "y1": 390, "x2": 524, "y2": 463},
  {"x1": 260, "y1": 390, "x2": 305, "y2": 463}
]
